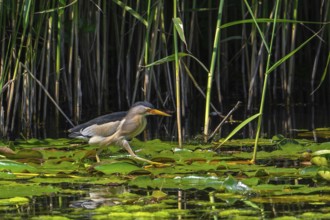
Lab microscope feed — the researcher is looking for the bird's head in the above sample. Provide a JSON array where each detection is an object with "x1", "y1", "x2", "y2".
[{"x1": 130, "y1": 101, "x2": 171, "y2": 117}]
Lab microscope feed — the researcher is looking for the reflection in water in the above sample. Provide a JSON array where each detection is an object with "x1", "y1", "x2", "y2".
[{"x1": 1, "y1": 179, "x2": 329, "y2": 219}]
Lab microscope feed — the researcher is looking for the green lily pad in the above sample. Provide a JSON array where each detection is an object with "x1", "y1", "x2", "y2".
[
  {"x1": 0, "y1": 184, "x2": 59, "y2": 199},
  {"x1": 298, "y1": 128, "x2": 330, "y2": 139},
  {"x1": 222, "y1": 176, "x2": 252, "y2": 194},
  {"x1": 0, "y1": 197, "x2": 29, "y2": 206},
  {"x1": 129, "y1": 175, "x2": 224, "y2": 190},
  {"x1": 317, "y1": 170, "x2": 330, "y2": 181},
  {"x1": 311, "y1": 156, "x2": 328, "y2": 166},
  {"x1": 30, "y1": 216, "x2": 71, "y2": 220},
  {"x1": 39, "y1": 160, "x2": 80, "y2": 174},
  {"x1": 0, "y1": 172, "x2": 16, "y2": 179},
  {"x1": 94, "y1": 162, "x2": 149, "y2": 175},
  {"x1": 299, "y1": 166, "x2": 320, "y2": 176},
  {"x1": 151, "y1": 190, "x2": 167, "y2": 199},
  {"x1": 0, "y1": 160, "x2": 37, "y2": 173},
  {"x1": 6, "y1": 149, "x2": 43, "y2": 163}
]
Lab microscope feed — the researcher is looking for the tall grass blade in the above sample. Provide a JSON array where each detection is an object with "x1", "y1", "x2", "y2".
[
  {"x1": 250, "y1": 0, "x2": 279, "y2": 163},
  {"x1": 265, "y1": 30, "x2": 322, "y2": 75},
  {"x1": 173, "y1": 17, "x2": 188, "y2": 50},
  {"x1": 215, "y1": 113, "x2": 261, "y2": 149},
  {"x1": 203, "y1": 0, "x2": 224, "y2": 142},
  {"x1": 173, "y1": 0, "x2": 182, "y2": 147},
  {"x1": 144, "y1": 52, "x2": 209, "y2": 73},
  {"x1": 220, "y1": 18, "x2": 328, "y2": 30},
  {"x1": 243, "y1": 0, "x2": 270, "y2": 53},
  {"x1": 112, "y1": 0, "x2": 148, "y2": 27},
  {"x1": 311, "y1": 52, "x2": 330, "y2": 95},
  {"x1": 35, "y1": 0, "x2": 77, "y2": 14}
]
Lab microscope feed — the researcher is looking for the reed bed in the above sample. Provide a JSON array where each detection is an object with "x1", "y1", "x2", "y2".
[{"x1": 0, "y1": 1, "x2": 329, "y2": 155}]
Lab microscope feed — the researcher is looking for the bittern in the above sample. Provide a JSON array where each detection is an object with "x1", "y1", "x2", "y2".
[{"x1": 68, "y1": 101, "x2": 171, "y2": 164}]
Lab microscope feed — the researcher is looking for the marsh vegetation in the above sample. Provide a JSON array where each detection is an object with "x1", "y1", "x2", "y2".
[{"x1": 0, "y1": 0, "x2": 329, "y2": 219}]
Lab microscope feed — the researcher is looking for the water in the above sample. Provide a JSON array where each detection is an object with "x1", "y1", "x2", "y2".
[{"x1": 1, "y1": 178, "x2": 329, "y2": 219}]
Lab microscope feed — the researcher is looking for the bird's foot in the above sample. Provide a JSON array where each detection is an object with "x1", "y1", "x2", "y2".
[
  {"x1": 133, "y1": 156, "x2": 172, "y2": 168},
  {"x1": 143, "y1": 163, "x2": 172, "y2": 168}
]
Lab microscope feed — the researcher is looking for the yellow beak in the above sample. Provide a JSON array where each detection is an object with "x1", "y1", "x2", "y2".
[{"x1": 148, "y1": 109, "x2": 171, "y2": 117}]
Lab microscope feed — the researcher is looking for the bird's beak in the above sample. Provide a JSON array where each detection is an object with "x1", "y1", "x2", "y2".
[{"x1": 148, "y1": 109, "x2": 171, "y2": 117}]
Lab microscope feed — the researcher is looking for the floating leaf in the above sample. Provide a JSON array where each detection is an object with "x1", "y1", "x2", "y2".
[
  {"x1": 317, "y1": 170, "x2": 330, "y2": 181},
  {"x1": 0, "y1": 160, "x2": 37, "y2": 173},
  {"x1": 254, "y1": 169, "x2": 269, "y2": 177},
  {"x1": 298, "y1": 128, "x2": 330, "y2": 139},
  {"x1": 7, "y1": 149, "x2": 43, "y2": 162},
  {"x1": 218, "y1": 208, "x2": 258, "y2": 217},
  {"x1": 94, "y1": 162, "x2": 149, "y2": 175},
  {"x1": 222, "y1": 176, "x2": 252, "y2": 194},
  {"x1": 129, "y1": 175, "x2": 223, "y2": 190},
  {"x1": 311, "y1": 156, "x2": 328, "y2": 166},
  {"x1": 0, "y1": 172, "x2": 16, "y2": 179},
  {"x1": 0, "y1": 184, "x2": 59, "y2": 199},
  {"x1": 0, "y1": 197, "x2": 29, "y2": 206},
  {"x1": 241, "y1": 177, "x2": 260, "y2": 186},
  {"x1": 152, "y1": 190, "x2": 167, "y2": 199},
  {"x1": 299, "y1": 166, "x2": 320, "y2": 176},
  {"x1": 30, "y1": 215, "x2": 71, "y2": 220}
]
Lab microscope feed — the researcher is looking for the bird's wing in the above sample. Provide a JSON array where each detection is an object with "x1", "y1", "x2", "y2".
[
  {"x1": 80, "y1": 120, "x2": 122, "y2": 137},
  {"x1": 68, "y1": 111, "x2": 127, "y2": 138}
]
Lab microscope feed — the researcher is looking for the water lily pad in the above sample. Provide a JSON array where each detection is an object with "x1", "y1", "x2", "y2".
[
  {"x1": 254, "y1": 168, "x2": 269, "y2": 177},
  {"x1": 317, "y1": 170, "x2": 330, "y2": 181},
  {"x1": 298, "y1": 128, "x2": 330, "y2": 139},
  {"x1": 94, "y1": 162, "x2": 149, "y2": 175},
  {"x1": 31, "y1": 216, "x2": 71, "y2": 220},
  {"x1": 0, "y1": 197, "x2": 29, "y2": 206},
  {"x1": 0, "y1": 184, "x2": 59, "y2": 199},
  {"x1": 7, "y1": 149, "x2": 43, "y2": 163},
  {"x1": 218, "y1": 209, "x2": 258, "y2": 218},
  {"x1": 299, "y1": 166, "x2": 320, "y2": 176},
  {"x1": 241, "y1": 177, "x2": 260, "y2": 186},
  {"x1": 39, "y1": 160, "x2": 81, "y2": 174},
  {"x1": 129, "y1": 175, "x2": 224, "y2": 190},
  {"x1": 311, "y1": 156, "x2": 328, "y2": 166},
  {"x1": 222, "y1": 176, "x2": 252, "y2": 194},
  {"x1": 151, "y1": 190, "x2": 167, "y2": 199},
  {"x1": 252, "y1": 194, "x2": 330, "y2": 204},
  {"x1": 0, "y1": 172, "x2": 16, "y2": 179},
  {"x1": 0, "y1": 160, "x2": 37, "y2": 173}
]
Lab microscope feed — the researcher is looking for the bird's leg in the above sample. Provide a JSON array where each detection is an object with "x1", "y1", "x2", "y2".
[
  {"x1": 95, "y1": 145, "x2": 108, "y2": 163},
  {"x1": 93, "y1": 135, "x2": 118, "y2": 162},
  {"x1": 95, "y1": 153, "x2": 101, "y2": 163},
  {"x1": 95, "y1": 148, "x2": 103, "y2": 163},
  {"x1": 121, "y1": 140, "x2": 164, "y2": 165}
]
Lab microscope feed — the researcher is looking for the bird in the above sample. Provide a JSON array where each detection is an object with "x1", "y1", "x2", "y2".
[{"x1": 68, "y1": 101, "x2": 171, "y2": 164}]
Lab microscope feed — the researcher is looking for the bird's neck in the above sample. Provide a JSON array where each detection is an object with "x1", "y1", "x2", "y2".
[{"x1": 122, "y1": 114, "x2": 147, "y2": 139}]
